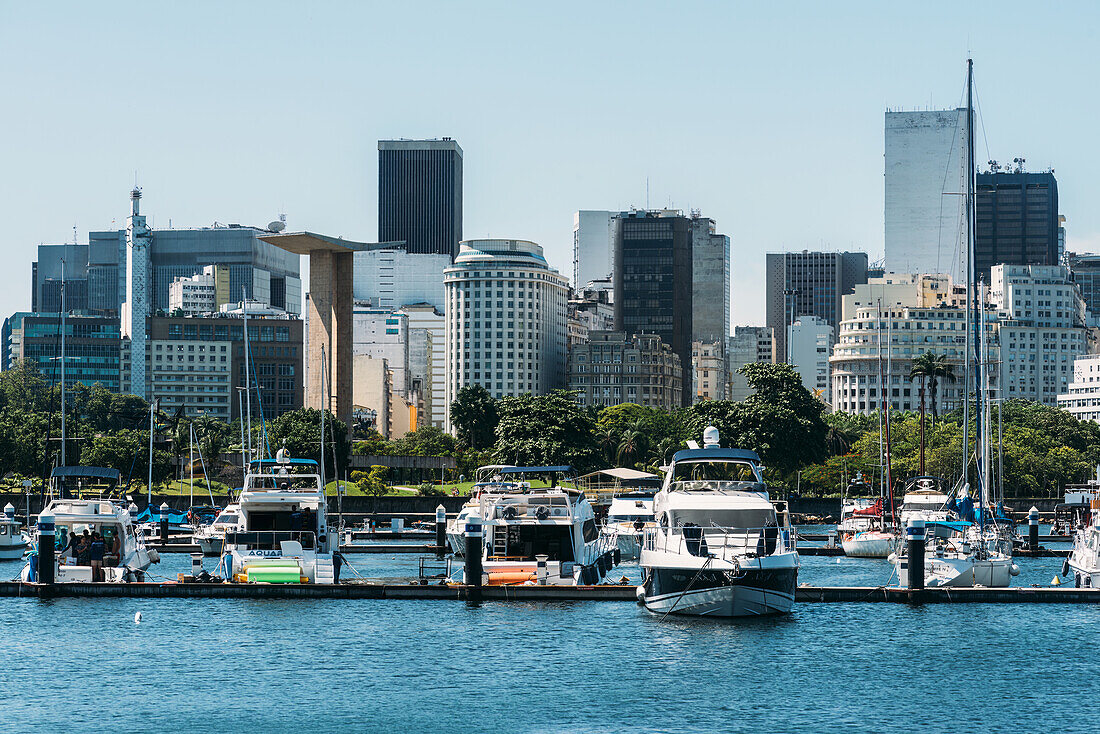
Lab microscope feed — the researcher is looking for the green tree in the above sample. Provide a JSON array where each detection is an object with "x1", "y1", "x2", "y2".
[
  {"x1": 492, "y1": 390, "x2": 601, "y2": 472},
  {"x1": 449, "y1": 384, "x2": 499, "y2": 449},
  {"x1": 356, "y1": 465, "x2": 389, "y2": 496},
  {"x1": 390, "y1": 425, "x2": 457, "y2": 457},
  {"x1": 0, "y1": 359, "x2": 51, "y2": 413},
  {"x1": 615, "y1": 422, "x2": 647, "y2": 467},
  {"x1": 353, "y1": 429, "x2": 391, "y2": 456},
  {"x1": 268, "y1": 408, "x2": 350, "y2": 480},
  {"x1": 0, "y1": 407, "x2": 50, "y2": 478},
  {"x1": 683, "y1": 363, "x2": 827, "y2": 476},
  {"x1": 80, "y1": 429, "x2": 173, "y2": 488}
]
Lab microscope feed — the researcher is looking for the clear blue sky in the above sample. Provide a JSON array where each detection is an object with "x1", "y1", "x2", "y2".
[{"x1": 2, "y1": 1, "x2": 1098, "y2": 325}]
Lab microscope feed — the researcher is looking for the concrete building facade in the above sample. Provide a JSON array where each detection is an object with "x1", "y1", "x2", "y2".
[
  {"x1": 1057, "y1": 354, "x2": 1100, "y2": 422},
  {"x1": 766, "y1": 250, "x2": 868, "y2": 363},
  {"x1": 728, "y1": 326, "x2": 774, "y2": 401},
  {"x1": 444, "y1": 239, "x2": 569, "y2": 425},
  {"x1": 990, "y1": 264, "x2": 1087, "y2": 404},
  {"x1": 568, "y1": 331, "x2": 682, "y2": 409},
  {"x1": 573, "y1": 210, "x2": 614, "y2": 289},
  {"x1": 884, "y1": 109, "x2": 969, "y2": 280},
  {"x1": 148, "y1": 339, "x2": 233, "y2": 421},
  {"x1": 352, "y1": 243, "x2": 449, "y2": 311},
  {"x1": 691, "y1": 341, "x2": 726, "y2": 402},
  {"x1": 169, "y1": 264, "x2": 231, "y2": 315},
  {"x1": 788, "y1": 315, "x2": 833, "y2": 397}
]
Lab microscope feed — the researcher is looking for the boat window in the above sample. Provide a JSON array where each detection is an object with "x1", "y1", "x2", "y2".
[
  {"x1": 216, "y1": 515, "x2": 238, "y2": 525},
  {"x1": 0, "y1": 526, "x2": 6, "y2": 536},
  {"x1": 582, "y1": 519, "x2": 598, "y2": 543},
  {"x1": 609, "y1": 514, "x2": 650, "y2": 523},
  {"x1": 672, "y1": 461, "x2": 758, "y2": 483}
]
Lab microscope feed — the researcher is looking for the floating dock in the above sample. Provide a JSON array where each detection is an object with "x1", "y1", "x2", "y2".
[{"x1": 3, "y1": 581, "x2": 1098, "y2": 603}]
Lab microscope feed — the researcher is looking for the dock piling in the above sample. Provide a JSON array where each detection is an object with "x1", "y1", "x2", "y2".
[
  {"x1": 906, "y1": 519, "x2": 925, "y2": 591},
  {"x1": 463, "y1": 519, "x2": 483, "y2": 602},
  {"x1": 159, "y1": 502, "x2": 170, "y2": 543},
  {"x1": 38, "y1": 512, "x2": 54, "y2": 585},
  {"x1": 435, "y1": 504, "x2": 446, "y2": 559},
  {"x1": 1028, "y1": 506, "x2": 1039, "y2": 551}
]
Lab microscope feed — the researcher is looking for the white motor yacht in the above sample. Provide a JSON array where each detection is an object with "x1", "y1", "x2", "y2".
[
  {"x1": 599, "y1": 491, "x2": 655, "y2": 561},
  {"x1": 1064, "y1": 500, "x2": 1100, "y2": 587},
  {"x1": 445, "y1": 465, "x2": 519, "y2": 556},
  {"x1": 465, "y1": 466, "x2": 616, "y2": 586},
  {"x1": 193, "y1": 503, "x2": 242, "y2": 556},
  {"x1": 22, "y1": 466, "x2": 157, "y2": 582},
  {"x1": 639, "y1": 428, "x2": 799, "y2": 617},
  {"x1": 899, "y1": 477, "x2": 959, "y2": 540},
  {"x1": 1, "y1": 503, "x2": 27, "y2": 560},
  {"x1": 221, "y1": 452, "x2": 337, "y2": 584}
]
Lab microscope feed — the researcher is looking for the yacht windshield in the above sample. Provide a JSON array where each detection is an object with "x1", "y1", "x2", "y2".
[
  {"x1": 672, "y1": 461, "x2": 759, "y2": 483},
  {"x1": 215, "y1": 515, "x2": 238, "y2": 525}
]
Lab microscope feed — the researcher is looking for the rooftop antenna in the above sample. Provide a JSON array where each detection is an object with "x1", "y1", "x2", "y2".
[{"x1": 72, "y1": 225, "x2": 78, "y2": 245}]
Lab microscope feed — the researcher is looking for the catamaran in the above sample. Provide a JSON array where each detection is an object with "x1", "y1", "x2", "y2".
[{"x1": 638, "y1": 427, "x2": 799, "y2": 617}]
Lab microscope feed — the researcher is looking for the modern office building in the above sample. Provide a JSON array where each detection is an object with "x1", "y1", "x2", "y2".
[
  {"x1": 831, "y1": 305, "x2": 976, "y2": 415},
  {"x1": 352, "y1": 242, "x2": 449, "y2": 311},
  {"x1": 884, "y1": 108, "x2": 969, "y2": 280},
  {"x1": 169, "y1": 265, "x2": 231, "y2": 315},
  {"x1": 121, "y1": 311, "x2": 304, "y2": 420},
  {"x1": 989, "y1": 264, "x2": 1087, "y2": 405},
  {"x1": 32, "y1": 193, "x2": 302, "y2": 321},
  {"x1": 444, "y1": 239, "x2": 569, "y2": 424},
  {"x1": 378, "y1": 139, "x2": 463, "y2": 259},
  {"x1": 728, "y1": 326, "x2": 774, "y2": 401},
  {"x1": 841, "y1": 273, "x2": 955, "y2": 322},
  {"x1": 1057, "y1": 354, "x2": 1100, "y2": 422},
  {"x1": 975, "y1": 168, "x2": 1059, "y2": 282},
  {"x1": 1066, "y1": 252, "x2": 1100, "y2": 324},
  {"x1": 573, "y1": 210, "x2": 615, "y2": 289},
  {"x1": 148, "y1": 339, "x2": 233, "y2": 421},
  {"x1": 568, "y1": 331, "x2": 682, "y2": 409},
  {"x1": 613, "y1": 209, "x2": 730, "y2": 406},
  {"x1": 2, "y1": 312, "x2": 121, "y2": 391},
  {"x1": 765, "y1": 250, "x2": 868, "y2": 363},
  {"x1": 788, "y1": 315, "x2": 833, "y2": 397}
]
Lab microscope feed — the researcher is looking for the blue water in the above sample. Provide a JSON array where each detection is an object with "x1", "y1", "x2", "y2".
[{"x1": 1, "y1": 532, "x2": 1097, "y2": 733}]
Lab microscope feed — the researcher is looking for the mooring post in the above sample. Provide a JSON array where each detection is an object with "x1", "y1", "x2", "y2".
[
  {"x1": 191, "y1": 553, "x2": 203, "y2": 579},
  {"x1": 37, "y1": 511, "x2": 55, "y2": 585},
  {"x1": 536, "y1": 554, "x2": 548, "y2": 585},
  {"x1": 159, "y1": 502, "x2": 170, "y2": 543},
  {"x1": 435, "y1": 504, "x2": 447, "y2": 559},
  {"x1": 906, "y1": 518, "x2": 925, "y2": 591},
  {"x1": 464, "y1": 518, "x2": 483, "y2": 601},
  {"x1": 1028, "y1": 506, "x2": 1039, "y2": 551}
]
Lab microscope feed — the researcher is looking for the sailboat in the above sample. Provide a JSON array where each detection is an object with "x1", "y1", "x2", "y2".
[
  {"x1": 842, "y1": 302, "x2": 898, "y2": 558},
  {"x1": 894, "y1": 59, "x2": 1016, "y2": 588}
]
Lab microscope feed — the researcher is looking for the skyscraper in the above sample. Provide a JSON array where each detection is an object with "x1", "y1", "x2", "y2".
[
  {"x1": 884, "y1": 109, "x2": 969, "y2": 280},
  {"x1": 444, "y1": 239, "x2": 569, "y2": 425},
  {"x1": 975, "y1": 168, "x2": 1059, "y2": 282},
  {"x1": 573, "y1": 210, "x2": 614, "y2": 288},
  {"x1": 765, "y1": 251, "x2": 868, "y2": 363},
  {"x1": 123, "y1": 188, "x2": 150, "y2": 399},
  {"x1": 612, "y1": 209, "x2": 730, "y2": 406},
  {"x1": 378, "y1": 139, "x2": 463, "y2": 259}
]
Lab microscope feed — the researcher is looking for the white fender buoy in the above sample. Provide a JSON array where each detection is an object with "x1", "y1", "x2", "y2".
[
  {"x1": 1009, "y1": 564, "x2": 1021, "y2": 576},
  {"x1": 134, "y1": 611, "x2": 142, "y2": 624},
  {"x1": 887, "y1": 553, "x2": 897, "y2": 564},
  {"x1": 635, "y1": 585, "x2": 645, "y2": 602}
]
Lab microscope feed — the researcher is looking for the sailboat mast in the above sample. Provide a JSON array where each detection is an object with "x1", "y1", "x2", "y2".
[
  {"x1": 60, "y1": 258, "x2": 67, "y2": 467},
  {"x1": 877, "y1": 301, "x2": 885, "y2": 503},
  {"x1": 966, "y1": 59, "x2": 984, "y2": 519},
  {"x1": 961, "y1": 60, "x2": 974, "y2": 490}
]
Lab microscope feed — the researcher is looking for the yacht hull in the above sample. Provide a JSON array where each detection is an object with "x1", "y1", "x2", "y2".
[
  {"x1": 642, "y1": 565, "x2": 798, "y2": 617},
  {"x1": 895, "y1": 555, "x2": 1012, "y2": 587},
  {"x1": 0, "y1": 542, "x2": 27, "y2": 560},
  {"x1": 196, "y1": 536, "x2": 223, "y2": 556},
  {"x1": 841, "y1": 532, "x2": 894, "y2": 558}
]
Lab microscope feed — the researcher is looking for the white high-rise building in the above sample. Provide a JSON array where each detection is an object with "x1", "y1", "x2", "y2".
[
  {"x1": 788, "y1": 315, "x2": 833, "y2": 397},
  {"x1": 990, "y1": 264, "x2": 1087, "y2": 405},
  {"x1": 444, "y1": 239, "x2": 569, "y2": 429},
  {"x1": 573, "y1": 211, "x2": 614, "y2": 289},
  {"x1": 401, "y1": 303, "x2": 447, "y2": 429},
  {"x1": 885, "y1": 109, "x2": 969, "y2": 281},
  {"x1": 353, "y1": 243, "x2": 450, "y2": 311},
  {"x1": 1057, "y1": 354, "x2": 1100, "y2": 422},
  {"x1": 123, "y1": 188, "x2": 150, "y2": 399}
]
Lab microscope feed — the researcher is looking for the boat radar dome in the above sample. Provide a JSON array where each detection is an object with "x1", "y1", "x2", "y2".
[
  {"x1": 703, "y1": 426, "x2": 720, "y2": 449},
  {"x1": 276, "y1": 447, "x2": 290, "y2": 464}
]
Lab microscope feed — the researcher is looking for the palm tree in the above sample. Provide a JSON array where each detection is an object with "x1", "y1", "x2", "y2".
[
  {"x1": 596, "y1": 426, "x2": 619, "y2": 466},
  {"x1": 910, "y1": 352, "x2": 936, "y2": 476},
  {"x1": 616, "y1": 427, "x2": 647, "y2": 468},
  {"x1": 925, "y1": 353, "x2": 957, "y2": 423}
]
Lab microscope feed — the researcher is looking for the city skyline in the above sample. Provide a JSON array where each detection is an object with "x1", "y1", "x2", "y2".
[{"x1": 3, "y1": 2, "x2": 1100, "y2": 329}]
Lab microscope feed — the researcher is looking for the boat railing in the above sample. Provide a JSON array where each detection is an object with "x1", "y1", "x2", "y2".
[
  {"x1": 643, "y1": 525, "x2": 796, "y2": 558},
  {"x1": 224, "y1": 530, "x2": 318, "y2": 551}
]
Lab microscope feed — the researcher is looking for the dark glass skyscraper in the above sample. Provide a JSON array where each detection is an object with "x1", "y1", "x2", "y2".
[
  {"x1": 975, "y1": 170, "x2": 1059, "y2": 282},
  {"x1": 378, "y1": 139, "x2": 463, "y2": 259}
]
